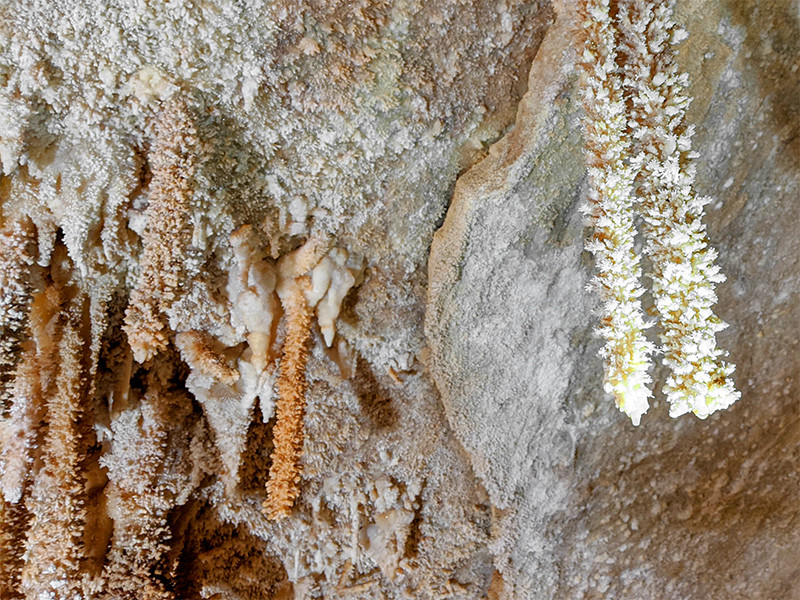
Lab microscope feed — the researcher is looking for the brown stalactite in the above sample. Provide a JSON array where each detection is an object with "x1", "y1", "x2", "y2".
[
  {"x1": 264, "y1": 278, "x2": 313, "y2": 520},
  {"x1": 123, "y1": 98, "x2": 198, "y2": 364},
  {"x1": 21, "y1": 289, "x2": 93, "y2": 599}
]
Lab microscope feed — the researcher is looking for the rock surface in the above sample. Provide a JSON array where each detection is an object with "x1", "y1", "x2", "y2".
[
  {"x1": 427, "y1": 0, "x2": 800, "y2": 598},
  {"x1": 0, "y1": 0, "x2": 798, "y2": 598}
]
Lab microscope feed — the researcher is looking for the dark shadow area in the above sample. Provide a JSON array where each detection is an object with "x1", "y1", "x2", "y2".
[
  {"x1": 352, "y1": 354, "x2": 399, "y2": 430},
  {"x1": 238, "y1": 403, "x2": 275, "y2": 495},
  {"x1": 173, "y1": 503, "x2": 292, "y2": 599}
]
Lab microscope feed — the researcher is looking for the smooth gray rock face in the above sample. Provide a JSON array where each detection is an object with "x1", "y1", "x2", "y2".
[{"x1": 426, "y1": 0, "x2": 800, "y2": 597}]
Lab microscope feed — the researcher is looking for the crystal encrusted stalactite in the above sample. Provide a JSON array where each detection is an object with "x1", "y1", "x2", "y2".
[
  {"x1": 617, "y1": 0, "x2": 740, "y2": 419},
  {"x1": 262, "y1": 236, "x2": 329, "y2": 520},
  {"x1": 21, "y1": 288, "x2": 92, "y2": 599},
  {"x1": 0, "y1": 218, "x2": 35, "y2": 409},
  {"x1": 101, "y1": 359, "x2": 196, "y2": 600},
  {"x1": 123, "y1": 98, "x2": 197, "y2": 364},
  {"x1": 263, "y1": 278, "x2": 314, "y2": 520},
  {"x1": 0, "y1": 497, "x2": 26, "y2": 598},
  {"x1": 577, "y1": 0, "x2": 739, "y2": 423},
  {"x1": 576, "y1": 0, "x2": 655, "y2": 426},
  {"x1": 261, "y1": 235, "x2": 361, "y2": 519}
]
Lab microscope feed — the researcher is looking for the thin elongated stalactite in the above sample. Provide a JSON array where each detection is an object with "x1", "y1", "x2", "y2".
[
  {"x1": 0, "y1": 342, "x2": 40, "y2": 598},
  {"x1": 21, "y1": 293, "x2": 91, "y2": 599},
  {"x1": 0, "y1": 218, "x2": 35, "y2": 410},
  {"x1": 0, "y1": 343, "x2": 42, "y2": 506},
  {"x1": 264, "y1": 278, "x2": 313, "y2": 520},
  {"x1": 616, "y1": 0, "x2": 739, "y2": 418},
  {"x1": 576, "y1": 0, "x2": 654, "y2": 425},
  {"x1": 0, "y1": 221, "x2": 40, "y2": 567},
  {"x1": 0, "y1": 278, "x2": 51, "y2": 596},
  {"x1": 0, "y1": 497, "x2": 26, "y2": 598}
]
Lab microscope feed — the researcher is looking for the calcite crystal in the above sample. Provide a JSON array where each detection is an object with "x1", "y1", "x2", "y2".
[{"x1": 1, "y1": 0, "x2": 798, "y2": 598}]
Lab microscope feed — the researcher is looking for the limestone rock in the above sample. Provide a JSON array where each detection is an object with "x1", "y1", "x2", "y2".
[
  {"x1": 426, "y1": 0, "x2": 800, "y2": 597},
  {"x1": 1, "y1": 0, "x2": 798, "y2": 598}
]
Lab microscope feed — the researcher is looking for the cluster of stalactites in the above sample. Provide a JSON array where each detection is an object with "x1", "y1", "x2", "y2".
[
  {"x1": 577, "y1": 0, "x2": 739, "y2": 424},
  {"x1": 0, "y1": 93, "x2": 370, "y2": 596},
  {"x1": 227, "y1": 226, "x2": 361, "y2": 380},
  {"x1": 0, "y1": 240, "x2": 100, "y2": 599},
  {"x1": 114, "y1": 96, "x2": 364, "y2": 520},
  {"x1": 227, "y1": 226, "x2": 362, "y2": 519}
]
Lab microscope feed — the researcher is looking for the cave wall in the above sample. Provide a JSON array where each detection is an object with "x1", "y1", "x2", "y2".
[{"x1": 0, "y1": 0, "x2": 798, "y2": 598}]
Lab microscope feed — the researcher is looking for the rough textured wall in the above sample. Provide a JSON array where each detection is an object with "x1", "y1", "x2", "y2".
[
  {"x1": 427, "y1": 0, "x2": 800, "y2": 598},
  {"x1": 0, "y1": 0, "x2": 798, "y2": 598}
]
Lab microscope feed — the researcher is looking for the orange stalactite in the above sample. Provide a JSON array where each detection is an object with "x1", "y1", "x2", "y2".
[
  {"x1": 0, "y1": 496, "x2": 26, "y2": 598},
  {"x1": 264, "y1": 277, "x2": 314, "y2": 520}
]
